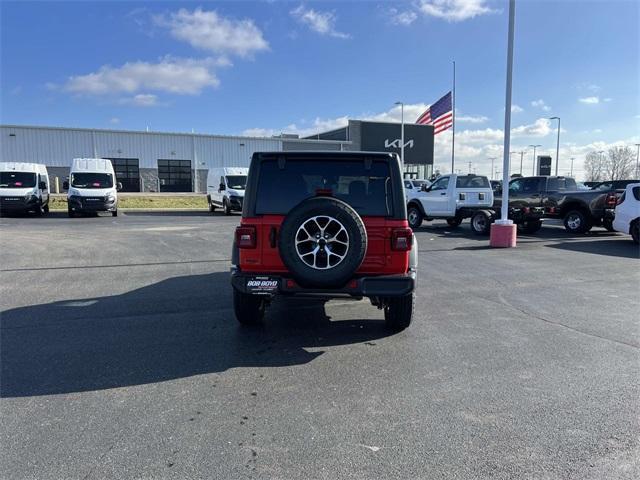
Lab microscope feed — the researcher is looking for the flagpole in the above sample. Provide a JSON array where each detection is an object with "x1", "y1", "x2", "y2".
[{"x1": 451, "y1": 60, "x2": 456, "y2": 173}]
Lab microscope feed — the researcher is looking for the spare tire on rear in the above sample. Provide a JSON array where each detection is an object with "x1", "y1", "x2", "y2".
[{"x1": 278, "y1": 197, "x2": 367, "y2": 288}]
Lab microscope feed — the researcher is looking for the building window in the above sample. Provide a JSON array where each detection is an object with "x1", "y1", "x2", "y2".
[
  {"x1": 107, "y1": 158, "x2": 140, "y2": 192},
  {"x1": 157, "y1": 159, "x2": 192, "y2": 192}
]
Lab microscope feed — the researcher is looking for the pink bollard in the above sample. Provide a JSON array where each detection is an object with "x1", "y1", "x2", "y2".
[{"x1": 490, "y1": 221, "x2": 517, "y2": 248}]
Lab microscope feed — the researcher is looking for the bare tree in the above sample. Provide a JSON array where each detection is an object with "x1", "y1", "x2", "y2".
[
  {"x1": 604, "y1": 147, "x2": 635, "y2": 181},
  {"x1": 583, "y1": 151, "x2": 605, "y2": 182}
]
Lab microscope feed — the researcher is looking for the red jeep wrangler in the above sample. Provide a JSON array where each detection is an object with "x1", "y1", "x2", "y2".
[{"x1": 231, "y1": 151, "x2": 417, "y2": 330}]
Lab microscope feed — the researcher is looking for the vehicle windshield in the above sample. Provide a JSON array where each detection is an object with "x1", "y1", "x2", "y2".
[
  {"x1": 456, "y1": 175, "x2": 490, "y2": 188},
  {"x1": 226, "y1": 175, "x2": 247, "y2": 190},
  {"x1": 71, "y1": 173, "x2": 113, "y2": 189},
  {"x1": 412, "y1": 180, "x2": 428, "y2": 188},
  {"x1": 255, "y1": 159, "x2": 393, "y2": 216},
  {"x1": 0, "y1": 172, "x2": 36, "y2": 188}
]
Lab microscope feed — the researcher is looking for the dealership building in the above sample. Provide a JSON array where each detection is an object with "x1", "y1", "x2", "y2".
[{"x1": 0, "y1": 122, "x2": 434, "y2": 192}]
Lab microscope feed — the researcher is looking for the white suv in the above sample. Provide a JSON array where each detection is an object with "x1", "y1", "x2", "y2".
[{"x1": 612, "y1": 183, "x2": 640, "y2": 244}]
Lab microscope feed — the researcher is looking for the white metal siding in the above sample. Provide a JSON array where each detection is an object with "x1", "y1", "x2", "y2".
[{"x1": 1, "y1": 126, "x2": 283, "y2": 169}]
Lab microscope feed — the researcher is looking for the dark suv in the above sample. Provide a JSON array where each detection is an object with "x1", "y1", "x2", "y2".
[{"x1": 230, "y1": 151, "x2": 417, "y2": 330}]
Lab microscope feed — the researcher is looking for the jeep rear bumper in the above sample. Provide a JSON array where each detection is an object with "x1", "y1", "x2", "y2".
[{"x1": 231, "y1": 270, "x2": 415, "y2": 298}]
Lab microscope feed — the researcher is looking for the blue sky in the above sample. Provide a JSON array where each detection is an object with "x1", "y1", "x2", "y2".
[{"x1": 1, "y1": 0, "x2": 638, "y2": 178}]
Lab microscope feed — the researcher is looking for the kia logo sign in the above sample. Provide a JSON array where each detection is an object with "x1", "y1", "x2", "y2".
[{"x1": 384, "y1": 139, "x2": 414, "y2": 149}]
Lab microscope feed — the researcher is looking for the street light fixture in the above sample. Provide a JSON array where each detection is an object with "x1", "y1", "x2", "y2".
[
  {"x1": 394, "y1": 102, "x2": 405, "y2": 174},
  {"x1": 488, "y1": 157, "x2": 497, "y2": 179},
  {"x1": 549, "y1": 116, "x2": 561, "y2": 175},
  {"x1": 519, "y1": 150, "x2": 526, "y2": 175},
  {"x1": 529, "y1": 144, "x2": 542, "y2": 175}
]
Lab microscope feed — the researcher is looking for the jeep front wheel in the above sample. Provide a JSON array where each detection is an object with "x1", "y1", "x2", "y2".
[
  {"x1": 384, "y1": 293, "x2": 414, "y2": 331},
  {"x1": 233, "y1": 288, "x2": 265, "y2": 325}
]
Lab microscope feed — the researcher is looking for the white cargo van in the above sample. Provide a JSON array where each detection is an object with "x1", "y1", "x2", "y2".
[
  {"x1": 0, "y1": 162, "x2": 50, "y2": 215},
  {"x1": 207, "y1": 167, "x2": 248, "y2": 215},
  {"x1": 64, "y1": 158, "x2": 121, "y2": 217}
]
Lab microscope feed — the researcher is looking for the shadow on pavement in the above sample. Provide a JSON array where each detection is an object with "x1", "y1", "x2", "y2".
[
  {"x1": 546, "y1": 238, "x2": 639, "y2": 259},
  {"x1": 122, "y1": 210, "x2": 218, "y2": 217},
  {"x1": 0, "y1": 272, "x2": 392, "y2": 398}
]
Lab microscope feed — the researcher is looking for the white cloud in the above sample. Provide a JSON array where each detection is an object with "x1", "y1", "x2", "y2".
[
  {"x1": 109, "y1": 117, "x2": 120, "y2": 125},
  {"x1": 511, "y1": 104, "x2": 523, "y2": 113},
  {"x1": 531, "y1": 99, "x2": 551, "y2": 112},
  {"x1": 64, "y1": 57, "x2": 226, "y2": 97},
  {"x1": 511, "y1": 118, "x2": 553, "y2": 137},
  {"x1": 118, "y1": 93, "x2": 160, "y2": 107},
  {"x1": 603, "y1": 97, "x2": 612, "y2": 102},
  {"x1": 457, "y1": 114, "x2": 489, "y2": 124},
  {"x1": 290, "y1": 5, "x2": 350, "y2": 39},
  {"x1": 579, "y1": 96, "x2": 600, "y2": 104},
  {"x1": 388, "y1": 8, "x2": 418, "y2": 26},
  {"x1": 153, "y1": 8, "x2": 268, "y2": 57},
  {"x1": 576, "y1": 82, "x2": 601, "y2": 93},
  {"x1": 416, "y1": 0, "x2": 497, "y2": 22}
]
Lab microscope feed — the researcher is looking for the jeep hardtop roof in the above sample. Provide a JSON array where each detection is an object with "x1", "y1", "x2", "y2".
[{"x1": 244, "y1": 151, "x2": 407, "y2": 219}]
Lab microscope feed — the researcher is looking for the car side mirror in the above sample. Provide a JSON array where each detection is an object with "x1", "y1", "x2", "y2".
[
  {"x1": 117, "y1": 182, "x2": 123, "y2": 191},
  {"x1": 219, "y1": 183, "x2": 226, "y2": 191},
  {"x1": 39, "y1": 181, "x2": 47, "y2": 190},
  {"x1": 63, "y1": 181, "x2": 69, "y2": 190},
  {"x1": 422, "y1": 185, "x2": 431, "y2": 192}
]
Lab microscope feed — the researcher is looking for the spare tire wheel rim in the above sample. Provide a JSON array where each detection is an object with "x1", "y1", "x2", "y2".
[{"x1": 295, "y1": 215, "x2": 349, "y2": 269}]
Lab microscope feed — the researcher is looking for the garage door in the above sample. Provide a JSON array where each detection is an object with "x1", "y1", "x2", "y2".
[
  {"x1": 108, "y1": 158, "x2": 140, "y2": 192},
  {"x1": 158, "y1": 159, "x2": 192, "y2": 192}
]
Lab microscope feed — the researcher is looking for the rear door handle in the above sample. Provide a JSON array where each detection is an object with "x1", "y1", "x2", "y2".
[
  {"x1": 269, "y1": 226, "x2": 278, "y2": 248},
  {"x1": 440, "y1": 192, "x2": 446, "y2": 195}
]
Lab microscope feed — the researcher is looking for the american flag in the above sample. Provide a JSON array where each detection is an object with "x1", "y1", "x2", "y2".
[{"x1": 416, "y1": 92, "x2": 453, "y2": 134}]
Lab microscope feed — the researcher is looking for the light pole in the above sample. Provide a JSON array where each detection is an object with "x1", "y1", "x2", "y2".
[
  {"x1": 529, "y1": 144, "x2": 541, "y2": 175},
  {"x1": 489, "y1": 157, "x2": 497, "y2": 179},
  {"x1": 395, "y1": 102, "x2": 405, "y2": 175},
  {"x1": 570, "y1": 157, "x2": 575, "y2": 177},
  {"x1": 635, "y1": 144, "x2": 640, "y2": 178},
  {"x1": 510, "y1": 151, "x2": 517, "y2": 175},
  {"x1": 468, "y1": 161, "x2": 472, "y2": 174},
  {"x1": 549, "y1": 116, "x2": 561, "y2": 175},
  {"x1": 519, "y1": 150, "x2": 525, "y2": 175}
]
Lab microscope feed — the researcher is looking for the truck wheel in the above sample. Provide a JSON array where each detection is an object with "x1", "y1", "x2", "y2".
[
  {"x1": 470, "y1": 211, "x2": 491, "y2": 235},
  {"x1": 518, "y1": 219, "x2": 542, "y2": 234},
  {"x1": 631, "y1": 221, "x2": 639, "y2": 245},
  {"x1": 384, "y1": 293, "x2": 414, "y2": 331},
  {"x1": 208, "y1": 195, "x2": 215, "y2": 213},
  {"x1": 112, "y1": 210, "x2": 118, "y2": 217},
  {"x1": 233, "y1": 288, "x2": 265, "y2": 325},
  {"x1": 43, "y1": 204, "x2": 49, "y2": 213},
  {"x1": 446, "y1": 217, "x2": 462, "y2": 228},
  {"x1": 67, "y1": 207, "x2": 75, "y2": 218},
  {"x1": 224, "y1": 199, "x2": 232, "y2": 216},
  {"x1": 34, "y1": 203, "x2": 44, "y2": 216},
  {"x1": 563, "y1": 210, "x2": 592, "y2": 234},
  {"x1": 407, "y1": 204, "x2": 423, "y2": 229},
  {"x1": 278, "y1": 197, "x2": 367, "y2": 288},
  {"x1": 602, "y1": 217, "x2": 615, "y2": 232}
]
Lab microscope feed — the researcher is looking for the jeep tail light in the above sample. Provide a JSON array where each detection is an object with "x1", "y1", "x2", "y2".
[
  {"x1": 236, "y1": 226, "x2": 256, "y2": 249},
  {"x1": 391, "y1": 228, "x2": 413, "y2": 251},
  {"x1": 605, "y1": 192, "x2": 618, "y2": 207}
]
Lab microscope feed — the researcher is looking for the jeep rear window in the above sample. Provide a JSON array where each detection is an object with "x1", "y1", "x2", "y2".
[
  {"x1": 255, "y1": 159, "x2": 393, "y2": 216},
  {"x1": 455, "y1": 175, "x2": 490, "y2": 188}
]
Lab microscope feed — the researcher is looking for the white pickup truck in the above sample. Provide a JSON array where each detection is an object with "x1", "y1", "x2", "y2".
[{"x1": 406, "y1": 174, "x2": 494, "y2": 229}]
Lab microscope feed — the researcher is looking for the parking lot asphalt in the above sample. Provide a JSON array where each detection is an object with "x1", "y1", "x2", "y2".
[{"x1": 1, "y1": 212, "x2": 639, "y2": 480}]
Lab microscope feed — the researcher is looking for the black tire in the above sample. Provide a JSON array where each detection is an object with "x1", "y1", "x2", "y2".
[
  {"x1": 603, "y1": 218, "x2": 615, "y2": 232},
  {"x1": 233, "y1": 288, "x2": 265, "y2": 325},
  {"x1": 33, "y1": 203, "x2": 43, "y2": 216},
  {"x1": 43, "y1": 203, "x2": 49, "y2": 213},
  {"x1": 278, "y1": 197, "x2": 367, "y2": 288},
  {"x1": 407, "y1": 204, "x2": 423, "y2": 229},
  {"x1": 384, "y1": 293, "x2": 414, "y2": 331},
  {"x1": 631, "y1": 221, "x2": 639, "y2": 245},
  {"x1": 470, "y1": 210, "x2": 492, "y2": 235},
  {"x1": 518, "y1": 219, "x2": 542, "y2": 234},
  {"x1": 563, "y1": 209, "x2": 592, "y2": 234},
  {"x1": 112, "y1": 210, "x2": 118, "y2": 217},
  {"x1": 224, "y1": 199, "x2": 232, "y2": 216},
  {"x1": 67, "y1": 207, "x2": 75, "y2": 218},
  {"x1": 446, "y1": 217, "x2": 462, "y2": 228},
  {"x1": 208, "y1": 195, "x2": 215, "y2": 213}
]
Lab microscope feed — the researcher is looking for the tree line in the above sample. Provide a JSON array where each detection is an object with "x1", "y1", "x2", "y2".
[{"x1": 583, "y1": 146, "x2": 637, "y2": 182}]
